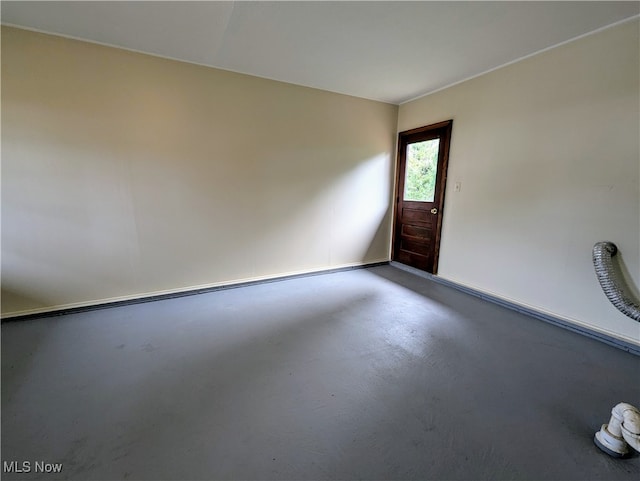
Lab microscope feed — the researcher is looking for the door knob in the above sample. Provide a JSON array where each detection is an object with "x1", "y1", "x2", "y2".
[{"x1": 431, "y1": 208, "x2": 438, "y2": 214}]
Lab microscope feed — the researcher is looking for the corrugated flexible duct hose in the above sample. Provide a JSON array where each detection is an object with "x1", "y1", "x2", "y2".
[
  {"x1": 592, "y1": 241, "x2": 640, "y2": 457},
  {"x1": 592, "y1": 241, "x2": 640, "y2": 321}
]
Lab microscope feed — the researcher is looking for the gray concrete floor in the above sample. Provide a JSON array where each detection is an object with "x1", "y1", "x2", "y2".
[{"x1": 2, "y1": 265, "x2": 639, "y2": 480}]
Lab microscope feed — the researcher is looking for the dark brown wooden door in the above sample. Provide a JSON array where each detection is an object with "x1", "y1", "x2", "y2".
[{"x1": 393, "y1": 120, "x2": 452, "y2": 274}]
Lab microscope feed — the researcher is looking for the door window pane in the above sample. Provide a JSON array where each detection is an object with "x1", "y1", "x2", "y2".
[{"x1": 403, "y1": 139, "x2": 440, "y2": 202}]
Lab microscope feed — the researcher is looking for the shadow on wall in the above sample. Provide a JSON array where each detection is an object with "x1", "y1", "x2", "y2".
[
  {"x1": 1, "y1": 288, "x2": 51, "y2": 315},
  {"x1": 363, "y1": 210, "x2": 392, "y2": 264},
  {"x1": 242, "y1": 151, "x2": 393, "y2": 274}
]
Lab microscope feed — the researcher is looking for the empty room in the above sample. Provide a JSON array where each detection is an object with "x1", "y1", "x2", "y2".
[{"x1": 1, "y1": 1, "x2": 639, "y2": 480}]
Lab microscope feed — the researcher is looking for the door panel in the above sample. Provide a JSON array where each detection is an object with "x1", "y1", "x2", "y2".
[
  {"x1": 401, "y1": 205, "x2": 432, "y2": 225},
  {"x1": 393, "y1": 120, "x2": 452, "y2": 274},
  {"x1": 400, "y1": 238, "x2": 431, "y2": 257},
  {"x1": 402, "y1": 225, "x2": 431, "y2": 239}
]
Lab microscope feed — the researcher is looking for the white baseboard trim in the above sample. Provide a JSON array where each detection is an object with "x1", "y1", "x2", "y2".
[{"x1": 2, "y1": 259, "x2": 390, "y2": 321}]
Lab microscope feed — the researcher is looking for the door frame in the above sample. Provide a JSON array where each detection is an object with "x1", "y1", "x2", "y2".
[{"x1": 392, "y1": 120, "x2": 453, "y2": 274}]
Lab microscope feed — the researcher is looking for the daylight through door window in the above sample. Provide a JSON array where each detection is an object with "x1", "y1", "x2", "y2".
[{"x1": 403, "y1": 139, "x2": 440, "y2": 202}]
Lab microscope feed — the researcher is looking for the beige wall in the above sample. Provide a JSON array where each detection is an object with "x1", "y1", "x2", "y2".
[
  {"x1": 3, "y1": 22, "x2": 639, "y2": 347},
  {"x1": 1, "y1": 27, "x2": 398, "y2": 315},
  {"x1": 399, "y1": 20, "x2": 640, "y2": 344}
]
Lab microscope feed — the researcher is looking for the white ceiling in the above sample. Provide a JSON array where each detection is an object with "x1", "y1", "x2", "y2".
[{"x1": 2, "y1": 1, "x2": 638, "y2": 104}]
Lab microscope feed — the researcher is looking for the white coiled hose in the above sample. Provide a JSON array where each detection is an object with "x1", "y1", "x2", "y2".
[{"x1": 592, "y1": 242, "x2": 640, "y2": 321}]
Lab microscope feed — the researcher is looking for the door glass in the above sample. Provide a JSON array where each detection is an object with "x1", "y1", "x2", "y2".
[{"x1": 403, "y1": 138, "x2": 440, "y2": 202}]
